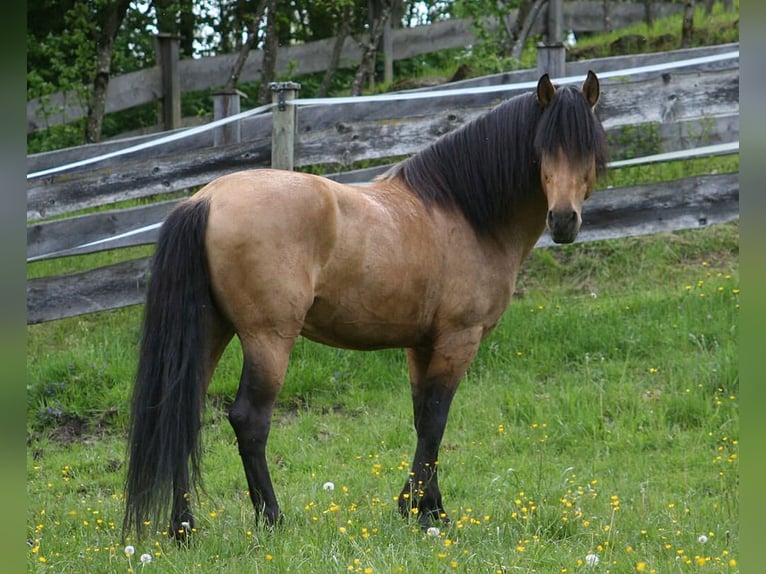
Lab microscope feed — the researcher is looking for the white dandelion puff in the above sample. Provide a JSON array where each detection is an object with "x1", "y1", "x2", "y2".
[
  {"x1": 124, "y1": 545, "x2": 135, "y2": 557},
  {"x1": 698, "y1": 534, "x2": 709, "y2": 543},
  {"x1": 426, "y1": 526, "x2": 440, "y2": 537},
  {"x1": 585, "y1": 553, "x2": 599, "y2": 566},
  {"x1": 322, "y1": 481, "x2": 335, "y2": 491},
  {"x1": 140, "y1": 553, "x2": 152, "y2": 564}
]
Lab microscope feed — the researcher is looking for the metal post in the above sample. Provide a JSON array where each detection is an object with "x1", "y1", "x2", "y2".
[
  {"x1": 154, "y1": 33, "x2": 181, "y2": 131},
  {"x1": 269, "y1": 81, "x2": 301, "y2": 171},
  {"x1": 212, "y1": 90, "x2": 242, "y2": 147}
]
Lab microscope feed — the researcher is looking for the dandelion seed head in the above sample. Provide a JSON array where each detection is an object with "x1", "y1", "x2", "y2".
[
  {"x1": 427, "y1": 526, "x2": 440, "y2": 537},
  {"x1": 585, "y1": 553, "x2": 599, "y2": 566},
  {"x1": 124, "y1": 545, "x2": 135, "y2": 556},
  {"x1": 323, "y1": 481, "x2": 335, "y2": 491},
  {"x1": 140, "y1": 553, "x2": 152, "y2": 564},
  {"x1": 698, "y1": 534, "x2": 708, "y2": 543}
]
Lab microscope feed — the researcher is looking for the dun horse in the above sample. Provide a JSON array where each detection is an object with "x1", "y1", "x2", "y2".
[{"x1": 124, "y1": 72, "x2": 609, "y2": 539}]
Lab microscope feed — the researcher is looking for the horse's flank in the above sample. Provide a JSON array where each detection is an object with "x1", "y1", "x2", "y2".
[{"x1": 198, "y1": 166, "x2": 544, "y2": 353}]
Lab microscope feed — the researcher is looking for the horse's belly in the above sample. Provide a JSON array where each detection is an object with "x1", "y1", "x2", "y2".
[{"x1": 301, "y1": 295, "x2": 429, "y2": 350}]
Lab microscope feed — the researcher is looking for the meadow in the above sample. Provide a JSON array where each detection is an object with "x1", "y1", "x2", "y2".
[
  {"x1": 26, "y1": 4, "x2": 740, "y2": 570},
  {"x1": 27, "y1": 217, "x2": 739, "y2": 573}
]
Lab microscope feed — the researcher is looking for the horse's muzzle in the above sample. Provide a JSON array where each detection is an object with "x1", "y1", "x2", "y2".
[{"x1": 547, "y1": 208, "x2": 581, "y2": 244}]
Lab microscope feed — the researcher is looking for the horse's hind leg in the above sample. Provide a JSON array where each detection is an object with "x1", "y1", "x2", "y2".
[
  {"x1": 228, "y1": 333, "x2": 294, "y2": 527},
  {"x1": 399, "y1": 331, "x2": 482, "y2": 527},
  {"x1": 169, "y1": 309, "x2": 234, "y2": 541}
]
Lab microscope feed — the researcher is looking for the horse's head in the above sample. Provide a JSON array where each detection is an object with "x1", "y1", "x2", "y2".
[{"x1": 535, "y1": 71, "x2": 606, "y2": 244}]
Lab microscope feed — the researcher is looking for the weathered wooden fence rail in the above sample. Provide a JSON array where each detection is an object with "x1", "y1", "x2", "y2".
[
  {"x1": 27, "y1": 1, "x2": 690, "y2": 134},
  {"x1": 26, "y1": 45, "x2": 740, "y2": 324}
]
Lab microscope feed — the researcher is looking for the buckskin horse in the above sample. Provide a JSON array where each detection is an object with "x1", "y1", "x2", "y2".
[{"x1": 124, "y1": 71, "x2": 609, "y2": 539}]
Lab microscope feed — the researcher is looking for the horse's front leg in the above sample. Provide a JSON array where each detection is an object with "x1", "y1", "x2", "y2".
[{"x1": 399, "y1": 332, "x2": 481, "y2": 527}]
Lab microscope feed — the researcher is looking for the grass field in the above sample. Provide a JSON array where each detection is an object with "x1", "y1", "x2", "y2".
[
  {"x1": 26, "y1": 220, "x2": 739, "y2": 573},
  {"x1": 26, "y1": 4, "x2": 740, "y2": 571}
]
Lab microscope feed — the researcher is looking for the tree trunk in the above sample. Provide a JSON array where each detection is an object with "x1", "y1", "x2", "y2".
[
  {"x1": 257, "y1": 0, "x2": 279, "y2": 104},
  {"x1": 603, "y1": 0, "x2": 612, "y2": 32},
  {"x1": 318, "y1": 7, "x2": 353, "y2": 97},
  {"x1": 178, "y1": 0, "x2": 196, "y2": 57},
  {"x1": 644, "y1": 0, "x2": 654, "y2": 29},
  {"x1": 681, "y1": 0, "x2": 695, "y2": 49},
  {"x1": 510, "y1": 0, "x2": 547, "y2": 61},
  {"x1": 84, "y1": 0, "x2": 132, "y2": 144},
  {"x1": 351, "y1": 2, "x2": 391, "y2": 96},
  {"x1": 224, "y1": 0, "x2": 269, "y2": 91}
]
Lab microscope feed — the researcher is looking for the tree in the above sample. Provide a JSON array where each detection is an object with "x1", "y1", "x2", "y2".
[
  {"x1": 509, "y1": 0, "x2": 547, "y2": 61},
  {"x1": 351, "y1": 0, "x2": 392, "y2": 95},
  {"x1": 84, "y1": 0, "x2": 133, "y2": 143},
  {"x1": 681, "y1": 0, "x2": 695, "y2": 48},
  {"x1": 454, "y1": 0, "x2": 547, "y2": 63},
  {"x1": 224, "y1": 0, "x2": 269, "y2": 91}
]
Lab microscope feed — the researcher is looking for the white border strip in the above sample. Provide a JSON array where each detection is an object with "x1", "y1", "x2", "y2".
[{"x1": 27, "y1": 49, "x2": 738, "y2": 181}]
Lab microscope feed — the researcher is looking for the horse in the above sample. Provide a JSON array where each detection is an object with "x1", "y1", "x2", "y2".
[{"x1": 123, "y1": 71, "x2": 609, "y2": 540}]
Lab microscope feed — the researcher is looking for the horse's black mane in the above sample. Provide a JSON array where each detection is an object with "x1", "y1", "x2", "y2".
[{"x1": 382, "y1": 84, "x2": 609, "y2": 233}]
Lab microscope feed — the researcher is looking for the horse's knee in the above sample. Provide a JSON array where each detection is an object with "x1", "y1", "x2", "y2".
[{"x1": 227, "y1": 401, "x2": 272, "y2": 447}]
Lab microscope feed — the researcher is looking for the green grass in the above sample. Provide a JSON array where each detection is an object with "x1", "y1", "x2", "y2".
[
  {"x1": 27, "y1": 222, "x2": 739, "y2": 572},
  {"x1": 27, "y1": 5, "x2": 740, "y2": 571}
]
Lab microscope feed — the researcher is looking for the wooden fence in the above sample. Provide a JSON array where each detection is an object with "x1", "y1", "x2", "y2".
[
  {"x1": 26, "y1": 1, "x2": 691, "y2": 135},
  {"x1": 26, "y1": 43, "x2": 740, "y2": 324}
]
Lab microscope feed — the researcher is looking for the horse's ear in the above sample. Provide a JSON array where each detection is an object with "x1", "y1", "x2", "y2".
[
  {"x1": 537, "y1": 74, "x2": 555, "y2": 109},
  {"x1": 582, "y1": 70, "x2": 600, "y2": 108}
]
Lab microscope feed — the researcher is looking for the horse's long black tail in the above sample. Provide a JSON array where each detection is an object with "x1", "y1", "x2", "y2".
[{"x1": 124, "y1": 197, "x2": 213, "y2": 538}]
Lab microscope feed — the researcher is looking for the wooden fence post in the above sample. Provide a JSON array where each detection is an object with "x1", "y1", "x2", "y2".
[
  {"x1": 537, "y1": 0, "x2": 566, "y2": 78},
  {"x1": 154, "y1": 33, "x2": 181, "y2": 131},
  {"x1": 547, "y1": 0, "x2": 563, "y2": 43},
  {"x1": 383, "y1": 19, "x2": 394, "y2": 85},
  {"x1": 212, "y1": 90, "x2": 242, "y2": 147},
  {"x1": 537, "y1": 43, "x2": 566, "y2": 78},
  {"x1": 269, "y1": 81, "x2": 301, "y2": 170}
]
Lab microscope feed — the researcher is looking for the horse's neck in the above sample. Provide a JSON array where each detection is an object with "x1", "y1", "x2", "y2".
[{"x1": 499, "y1": 189, "x2": 548, "y2": 259}]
